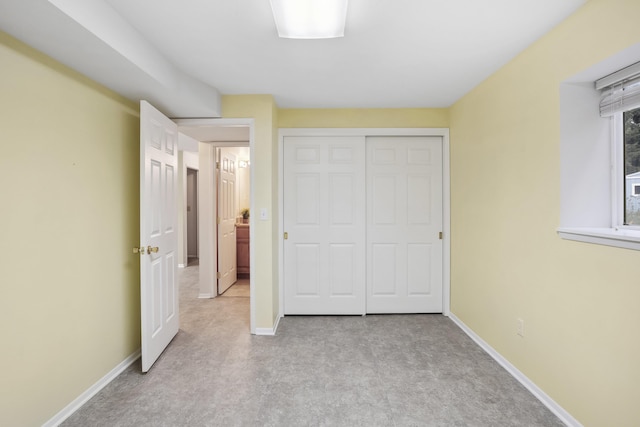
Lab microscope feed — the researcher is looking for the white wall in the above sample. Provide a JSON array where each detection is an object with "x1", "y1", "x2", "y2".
[
  {"x1": 177, "y1": 134, "x2": 199, "y2": 267},
  {"x1": 235, "y1": 147, "x2": 251, "y2": 216},
  {"x1": 219, "y1": 146, "x2": 250, "y2": 220},
  {"x1": 198, "y1": 142, "x2": 217, "y2": 298}
]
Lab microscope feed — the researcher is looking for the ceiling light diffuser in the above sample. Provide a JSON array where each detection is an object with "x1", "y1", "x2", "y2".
[{"x1": 269, "y1": 0, "x2": 348, "y2": 39}]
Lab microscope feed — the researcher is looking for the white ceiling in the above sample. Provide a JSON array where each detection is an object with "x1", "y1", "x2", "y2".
[{"x1": 0, "y1": 0, "x2": 586, "y2": 116}]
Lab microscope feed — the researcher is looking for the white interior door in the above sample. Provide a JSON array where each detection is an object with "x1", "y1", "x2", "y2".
[
  {"x1": 283, "y1": 136, "x2": 366, "y2": 315},
  {"x1": 140, "y1": 101, "x2": 179, "y2": 372},
  {"x1": 366, "y1": 136, "x2": 443, "y2": 313},
  {"x1": 217, "y1": 149, "x2": 237, "y2": 294}
]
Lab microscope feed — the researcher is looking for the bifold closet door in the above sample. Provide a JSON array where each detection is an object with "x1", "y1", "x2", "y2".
[
  {"x1": 283, "y1": 136, "x2": 366, "y2": 315},
  {"x1": 366, "y1": 136, "x2": 443, "y2": 313}
]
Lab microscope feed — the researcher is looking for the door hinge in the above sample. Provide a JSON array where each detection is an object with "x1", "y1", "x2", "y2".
[
  {"x1": 439, "y1": 231, "x2": 443, "y2": 240},
  {"x1": 284, "y1": 232, "x2": 288, "y2": 240},
  {"x1": 217, "y1": 217, "x2": 221, "y2": 225},
  {"x1": 217, "y1": 272, "x2": 221, "y2": 279},
  {"x1": 216, "y1": 161, "x2": 220, "y2": 169}
]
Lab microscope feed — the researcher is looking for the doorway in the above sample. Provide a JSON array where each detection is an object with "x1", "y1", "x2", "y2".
[
  {"x1": 186, "y1": 168, "x2": 198, "y2": 266},
  {"x1": 216, "y1": 146, "x2": 251, "y2": 298},
  {"x1": 176, "y1": 117, "x2": 256, "y2": 333}
]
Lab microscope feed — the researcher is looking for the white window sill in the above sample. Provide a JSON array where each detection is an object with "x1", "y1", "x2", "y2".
[{"x1": 557, "y1": 227, "x2": 640, "y2": 251}]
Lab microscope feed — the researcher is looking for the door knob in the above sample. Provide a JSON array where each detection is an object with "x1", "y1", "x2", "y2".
[
  {"x1": 133, "y1": 246, "x2": 145, "y2": 254},
  {"x1": 147, "y1": 246, "x2": 159, "y2": 254}
]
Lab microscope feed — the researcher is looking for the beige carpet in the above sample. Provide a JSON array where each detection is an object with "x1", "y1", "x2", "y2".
[{"x1": 220, "y1": 279, "x2": 250, "y2": 297}]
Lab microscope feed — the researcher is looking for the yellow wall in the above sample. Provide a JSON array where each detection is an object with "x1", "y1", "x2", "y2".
[
  {"x1": 222, "y1": 95, "x2": 279, "y2": 328},
  {"x1": 0, "y1": 32, "x2": 140, "y2": 426},
  {"x1": 279, "y1": 108, "x2": 449, "y2": 128},
  {"x1": 449, "y1": 1, "x2": 640, "y2": 426}
]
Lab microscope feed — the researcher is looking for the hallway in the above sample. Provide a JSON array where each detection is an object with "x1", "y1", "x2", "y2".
[{"x1": 62, "y1": 264, "x2": 562, "y2": 426}]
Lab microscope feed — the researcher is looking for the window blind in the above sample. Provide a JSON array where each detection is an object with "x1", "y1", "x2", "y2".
[{"x1": 597, "y1": 61, "x2": 640, "y2": 117}]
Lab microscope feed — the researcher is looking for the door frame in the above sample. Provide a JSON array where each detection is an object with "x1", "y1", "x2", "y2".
[
  {"x1": 278, "y1": 128, "x2": 451, "y2": 318},
  {"x1": 175, "y1": 118, "x2": 256, "y2": 334}
]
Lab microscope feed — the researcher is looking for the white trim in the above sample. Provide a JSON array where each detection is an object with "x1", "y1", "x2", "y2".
[
  {"x1": 612, "y1": 114, "x2": 622, "y2": 227},
  {"x1": 178, "y1": 263, "x2": 186, "y2": 268},
  {"x1": 557, "y1": 227, "x2": 640, "y2": 251},
  {"x1": 441, "y1": 130, "x2": 451, "y2": 316},
  {"x1": 449, "y1": 314, "x2": 583, "y2": 427},
  {"x1": 278, "y1": 128, "x2": 451, "y2": 316},
  {"x1": 279, "y1": 127, "x2": 450, "y2": 137},
  {"x1": 198, "y1": 293, "x2": 214, "y2": 299},
  {"x1": 43, "y1": 350, "x2": 141, "y2": 427},
  {"x1": 248, "y1": 121, "x2": 256, "y2": 335},
  {"x1": 255, "y1": 315, "x2": 281, "y2": 336},
  {"x1": 278, "y1": 130, "x2": 285, "y2": 319}
]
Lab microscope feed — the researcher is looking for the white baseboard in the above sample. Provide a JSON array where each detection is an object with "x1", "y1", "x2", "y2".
[
  {"x1": 255, "y1": 314, "x2": 280, "y2": 336},
  {"x1": 43, "y1": 350, "x2": 141, "y2": 427},
  {"x1": 178, "y1": 263, "x2": 185, "y2": 268},
  {"x1": 197, "y1": 293, "x2": 213, "y2": 299},
  {"x1": 449, "y1": 314, "x2": 582, "y2": 427}
]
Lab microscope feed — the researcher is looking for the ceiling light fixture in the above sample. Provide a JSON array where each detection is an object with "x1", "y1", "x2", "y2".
[{"x1": 269, "y1": 0, "x2": 348, "y2": 39}]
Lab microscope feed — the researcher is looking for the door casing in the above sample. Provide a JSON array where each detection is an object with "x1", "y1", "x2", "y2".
[{"x1": 278, "y1": 128, "x2": 451, "y2": 318}]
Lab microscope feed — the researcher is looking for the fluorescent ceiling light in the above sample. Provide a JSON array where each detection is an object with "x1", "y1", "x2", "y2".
[{"x1": 269, "y1": 0, "x2": 348, "y2": 39}]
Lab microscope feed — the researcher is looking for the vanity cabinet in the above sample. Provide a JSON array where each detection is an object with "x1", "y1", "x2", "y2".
[{"x1": 236, "y1": 224, "x2": 250, "y2": 277}]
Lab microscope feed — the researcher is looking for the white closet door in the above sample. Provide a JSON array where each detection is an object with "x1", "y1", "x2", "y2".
[
  {"x1": 366, "y1": 136, "x2": 443, "y2": 313},
  {"x1": 283, "y1": 136, "x2": 366, "y2": 315}
]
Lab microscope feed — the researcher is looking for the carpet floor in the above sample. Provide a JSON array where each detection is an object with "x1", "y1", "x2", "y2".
[
  {"x1": 221, "y1": 279, "x2": 250, "y2": 298},
  {"x1": 61, "y1": 264, "x2": 563, "y2": 427}
]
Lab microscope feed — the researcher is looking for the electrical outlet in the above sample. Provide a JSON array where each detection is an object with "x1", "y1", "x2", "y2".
[
  {"x1": 517, "y1": 318, "x2": 525, "y2": 337},
  {"x1": 260, "y1": 208, "x2": 268, "y2": 220}
]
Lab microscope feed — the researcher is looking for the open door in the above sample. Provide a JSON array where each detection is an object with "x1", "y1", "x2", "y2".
[
  {"x1": 139, "y1": 101, "x2": 179, "y2": 372},
  {"x1": 217, "y1": 149, "x2": 238, "y2": 294}
]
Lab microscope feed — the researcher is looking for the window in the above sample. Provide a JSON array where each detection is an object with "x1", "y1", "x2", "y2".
[
  {"x1": 557, "y1": 49, "x2": 640, "y2": 251},
  {"x1": 599, "y1": 63, "x2": 640, "y2": 229},
  {"x1": 624, "y1": 108, "x2": 640, "y2": 225}
]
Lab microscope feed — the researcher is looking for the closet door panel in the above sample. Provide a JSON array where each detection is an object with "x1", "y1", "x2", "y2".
[
  {"x1": 366, "y1": 136, "x2": 443, "y2": 313},
  {"x1": 283, "y1": 136, "x2": 366, "y2": 315}
]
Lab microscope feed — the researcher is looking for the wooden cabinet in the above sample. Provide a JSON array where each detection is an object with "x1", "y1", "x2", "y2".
[{"x1": 236, "y1": 224, "x2": 250, "y2": 277}]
